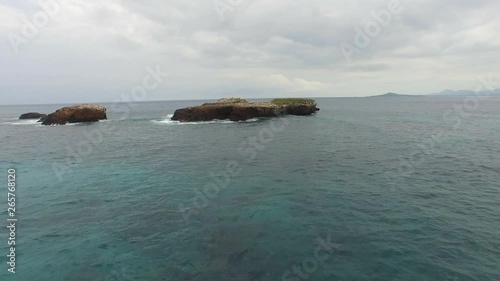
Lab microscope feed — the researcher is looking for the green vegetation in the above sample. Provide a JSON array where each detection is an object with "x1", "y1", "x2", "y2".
[{"x1": 270, "y1": 98, "x2": 316, "y2": 106}]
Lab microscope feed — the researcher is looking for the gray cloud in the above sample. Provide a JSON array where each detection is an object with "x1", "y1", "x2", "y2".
[{"x1": 1, "y1": 0, "x2": 499, "y2": 104}]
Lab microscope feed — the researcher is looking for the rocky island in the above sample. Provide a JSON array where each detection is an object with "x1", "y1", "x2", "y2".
[
  {"x1": 19, "y1": 112, "x2": 47, "y2": 122},
  {"x1": 42, "y1": 104, "x2": 107, "y2": 125},
  {"x1": 171, "y1": 98, "x2": 319, "y2": 122}
]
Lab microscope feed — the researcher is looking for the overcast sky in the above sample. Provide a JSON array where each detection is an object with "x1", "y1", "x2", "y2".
[{"x1": 1, "y1": 0, "x2": 499, "y2": 104}]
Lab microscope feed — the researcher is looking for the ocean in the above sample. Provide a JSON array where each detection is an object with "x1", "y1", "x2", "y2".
[{"x1": 0, "y1": 97, "x2": 499, "y2": 281}]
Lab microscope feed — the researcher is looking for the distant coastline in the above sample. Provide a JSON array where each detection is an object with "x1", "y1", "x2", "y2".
[
  {"x1": 367, "y1": 89, "x2": 500, "y2": 98},
  {"x1": 430, "y1": 89, "x2": 500, "y2": 96},
  {"x1": 367, "y1": 92, "x2": 418, "y2": 98}
]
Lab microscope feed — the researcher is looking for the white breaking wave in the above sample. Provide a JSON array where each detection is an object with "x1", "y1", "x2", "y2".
[
  {"x1": 3, "y1": 119, "x2": 111, "y2": 126},
  {"x1": 4, "y1": 119, "x2": 41, "y2": 126},
  {"x1": 151, "y1": 115, "x2": 260, "y2": 125}
]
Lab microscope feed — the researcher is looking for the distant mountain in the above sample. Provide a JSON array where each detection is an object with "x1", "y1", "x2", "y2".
[
  {"x1": 368, "y1": 92, "x2": 416, "y2": 98},
  {"x1": 431, "y1": 89, "x2": 500, "y2": 96},
  {"x1": 368, "y1": 89, "x2": 500, "y2": 98}
]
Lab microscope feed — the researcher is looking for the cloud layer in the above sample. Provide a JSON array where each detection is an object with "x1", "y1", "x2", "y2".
[{"x1": 1, "y1": 0, "x2": 499, "y2": 104}]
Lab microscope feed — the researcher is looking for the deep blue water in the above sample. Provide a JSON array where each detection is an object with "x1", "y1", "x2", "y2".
[{"x1": 0, "y1": 97, "x2": 499, "y2": 281}]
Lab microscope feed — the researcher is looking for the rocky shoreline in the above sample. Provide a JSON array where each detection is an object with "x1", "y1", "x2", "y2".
[{"x1": 171, "y1": 98, "x2": 319, "y2": 122}]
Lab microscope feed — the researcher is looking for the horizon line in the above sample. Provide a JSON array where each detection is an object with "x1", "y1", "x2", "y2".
[
  {"x1": 2, "y1": 90, "x2": 499, "y2": 106},
  {"x1": 0, "y1": 96, "x2": 403, "y2": 106}
]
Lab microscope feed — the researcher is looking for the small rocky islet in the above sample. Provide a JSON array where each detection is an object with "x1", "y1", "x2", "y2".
[
  {"x1": 171, "y1": 98, "x2": 320, "y2": 122},
  {"x1": 41, "y1": 104, "x2": 107, "y2": 125},
  {"x1": 20, "y1": 104, "x2": 107, "y2": 125},
  {"x1": 19, "y1": 112, "x2": 48, "y2": 122}
]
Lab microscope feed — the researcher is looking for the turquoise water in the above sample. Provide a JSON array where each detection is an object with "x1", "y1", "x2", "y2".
[{"x1": 0, "y1": 97, "x2": 499, "y2": 281}]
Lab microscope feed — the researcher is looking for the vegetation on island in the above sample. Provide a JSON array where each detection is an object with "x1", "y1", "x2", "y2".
[{"x1": 270, "y1": 98, "x2": 317, "y2": 106}]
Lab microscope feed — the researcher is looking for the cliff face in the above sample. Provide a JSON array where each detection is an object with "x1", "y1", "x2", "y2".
[
  {"x1": 42, "y1": 104, "x2": 107, "y2": 125},
  {"x1": 285, "y1": 104, "x2": 319, "y2": 116},
  {"x1": 171, "y1": 98, "x2": 318, "y2": 122}
]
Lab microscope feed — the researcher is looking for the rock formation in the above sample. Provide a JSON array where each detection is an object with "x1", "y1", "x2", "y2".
[
  {"x1": 42, "y1": 104, "x2": 107, "y2": 125},
  {"x1": 19, "y1": 112, "x2": 47, "y2": 120},
  {"x1": 171, "y1": 98, "x2": 319, "y2": 122}
]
